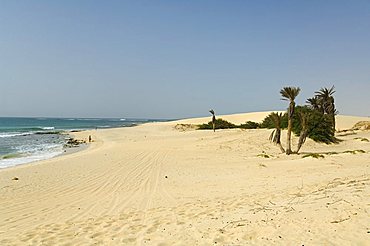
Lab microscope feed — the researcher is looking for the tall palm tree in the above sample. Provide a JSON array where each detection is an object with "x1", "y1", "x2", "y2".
[
  {"x1": 280, "y1": 86, "x2": 300, "y2": 155},
  {"x1": 269, "y1": 112, "x2": 285, "y2": 153},
  {"x1": 209, "y1": 109, "x2": 216, "y2": 132},
  {"x1": 315, "y1": 86, "x2": 336, "y2": 131},
  {"x1": 296, "y1": 111, "x2": 309, "y2": 153}
]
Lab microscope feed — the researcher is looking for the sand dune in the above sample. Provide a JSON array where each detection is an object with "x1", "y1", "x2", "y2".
[
  {"x1": 335, "y1": 115, "x2": 370, "y2": 131},
  {"x1": 0, "y1": 112, "x2": 369, "y2": 245}
]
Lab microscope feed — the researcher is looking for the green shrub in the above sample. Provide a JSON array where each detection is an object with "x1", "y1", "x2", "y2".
[
  {"x1": 343, "y1": 149, "x2": 366, "y2": 154},
  {"x1": 198, "y1": 118, "x2": 237, "y2": 130},
  {"x1": 325, "y1": 151, "x2": 339, "y2": 155},
  {"x1": 354, "y1": 137, "x2": 369, "y2": 142},
  {"x1": 302, "y1": 153, "x2": 325, "y2": 159},
  {"x1": 292, "y1": 106, "x2": 338, "y2": 144},
  {"x1": 260, "y1": 112, "x2": 288, "y2": 129},
  {"x1": 240, "y1": 121, "x2": 260, "y2": 129}
]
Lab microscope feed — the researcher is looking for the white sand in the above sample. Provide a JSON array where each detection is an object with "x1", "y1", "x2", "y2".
[
  {"x1": 0, "y1": 112, "x2": 369, "y2": 245},
  {"x1": 336, "y1": 115, "x2": 370, "y2": 131}
]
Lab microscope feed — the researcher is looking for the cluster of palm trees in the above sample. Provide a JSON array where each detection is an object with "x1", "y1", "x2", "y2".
[
  {"x1": 307, "y1": 86, "x2": 337, "y2": 131},
  {"x1": 208, "y1": 86, "x2": 336, "y2": 155},
  {"x1": 270, "y1": 86, "x2": 337, "y2": 155}
]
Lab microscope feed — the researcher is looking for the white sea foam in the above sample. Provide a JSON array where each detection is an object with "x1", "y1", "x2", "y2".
[
  {"x1": 99, "y1": 125, "x2": 111, "y2": 128},
  {"x1": 0, "y1": 149, "x2": 62, "y2": 169},
  {"x1": 15, "y1": 143, "x2": 61, "y2": 153},
  {"x1": 78, "y1": 118, "x2": 101, "y2": 121},
  {"x1": 41, "y1": 127, "x2": 55, "y2": 130},
  {"x1": 0, "y1": 132, "x2": 34, "y2": 138},
  {"x1": 0, "y1": 144, "x2": 63, "y2": 169}
]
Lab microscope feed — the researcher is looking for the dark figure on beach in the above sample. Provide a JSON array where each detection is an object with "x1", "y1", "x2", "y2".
[
  {"x1": 209, "y1": 109, "x2": 216, "y2": 132},
  {"x1": 88, "y1": 135, "x2": 92, "y2": 143}
]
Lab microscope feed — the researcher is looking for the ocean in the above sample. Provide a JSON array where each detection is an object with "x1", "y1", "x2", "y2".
[{"x1": 0, "y1": 117, "x2": 163, "y2": 169}]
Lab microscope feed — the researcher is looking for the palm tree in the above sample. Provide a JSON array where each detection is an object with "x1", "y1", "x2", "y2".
[
  {"x1": 209, "y1": 109, "x2": 216, "y2": 132},
  {"x1": 315, "y1": 86, "x2": 336, "y2": 131},
  {"x1": 280, "y1": 86, "x2": 300, "y2": 155},
  {"x1": 269, "y1": 112, "x2": 285, "y2": 153},
  {"x1": 296, "y1": 111, "x2": 309, "y2": 153},
  {"x1": 306, "y1": 96, "x2": 323, "y2": 113}
]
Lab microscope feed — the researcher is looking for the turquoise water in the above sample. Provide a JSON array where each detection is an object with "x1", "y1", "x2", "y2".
[{"x1": 0, "y1": 117, "x2": 164, "y2": 168}]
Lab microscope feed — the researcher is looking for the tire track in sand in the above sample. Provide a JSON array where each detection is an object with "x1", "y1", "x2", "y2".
[{"x1": 136, "y1": 148, "x2": 171, "y2": 245}]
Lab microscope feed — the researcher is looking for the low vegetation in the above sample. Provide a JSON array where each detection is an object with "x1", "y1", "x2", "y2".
[
  {"x1": 325, "y1": 151, "x2": 339, "y2": 155},
  {"x1": 301, "y1": 150, "x2": 366, "y2": 157},
  {"x1": 337, "y1": 131, "x2": 357, "y2": 137},
  {"x1": 302, "y1": 153, "x2": 325, "y2": 159},
  {"x1": 343, "y1": 149, "x2": 366, "y2": 154},
  {"x1": 240, "y1": 121, "x2": 260, "y2": 129},
  {"x1": 198, "y1": 118, "x2": 237, "y2": 130},
  {"x1": 354, "y1": 137, "x2": 369, "y2": 142}
]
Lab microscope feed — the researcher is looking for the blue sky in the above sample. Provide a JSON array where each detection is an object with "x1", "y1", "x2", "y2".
[{"x1": 1, "y1": 1, "x2": 369, "y2": 118}]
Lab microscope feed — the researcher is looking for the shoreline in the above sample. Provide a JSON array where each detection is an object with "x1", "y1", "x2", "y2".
[
  {"x1": 0, "y1": 131, "x2": 89, "y2": 171},
  {"x1": 0, "y1": 123, "x2": 146, "y2": 171},
  {"x1": 0, "y1": 112, "x2": 369, "y2": 244}
]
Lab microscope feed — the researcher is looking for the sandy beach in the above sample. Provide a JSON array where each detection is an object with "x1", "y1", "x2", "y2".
[{"x1": 0, "y1": 111, "x2": 369, "y2": 245}]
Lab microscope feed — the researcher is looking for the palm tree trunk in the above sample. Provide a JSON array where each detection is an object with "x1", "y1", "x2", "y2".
[
  {"x1": 212, "y1": 115, "x2": 216, "y2": 132},
  {"x1": 276, "y1": 129, "x2": 285, "y2": 153},
  {"x1": 278, "y1": 143, "x2": 285, "y2": 153},
  {"x1": 286, "y1": 118, "x2": 292, "y2": 155},
  {"x1": 296, "y1": 130, "x2": 307, "y2": 153}
]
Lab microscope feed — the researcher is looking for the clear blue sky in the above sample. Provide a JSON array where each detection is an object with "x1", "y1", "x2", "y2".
[{"x1": 1, "y1": 0, "x2": 369, "y2": 118}]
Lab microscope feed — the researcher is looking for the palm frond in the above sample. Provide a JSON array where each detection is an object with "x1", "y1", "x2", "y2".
[
  {"x1": 314, "y1": 86, "x2": 336, "y2": 115},
  {"x1": 280, "y1": 86, "x2": 301, "y2": 101},
  {"x1": 315, "y1": 85, "x2": 335, "y2": 98},
  {"x1": 269, "y1": 112, "x2": 284, "y2": 144}
]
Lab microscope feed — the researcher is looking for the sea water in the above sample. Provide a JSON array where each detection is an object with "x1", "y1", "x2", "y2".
[{"x1": 0, "y1": 117, "x2": 162, "y2": 168}]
